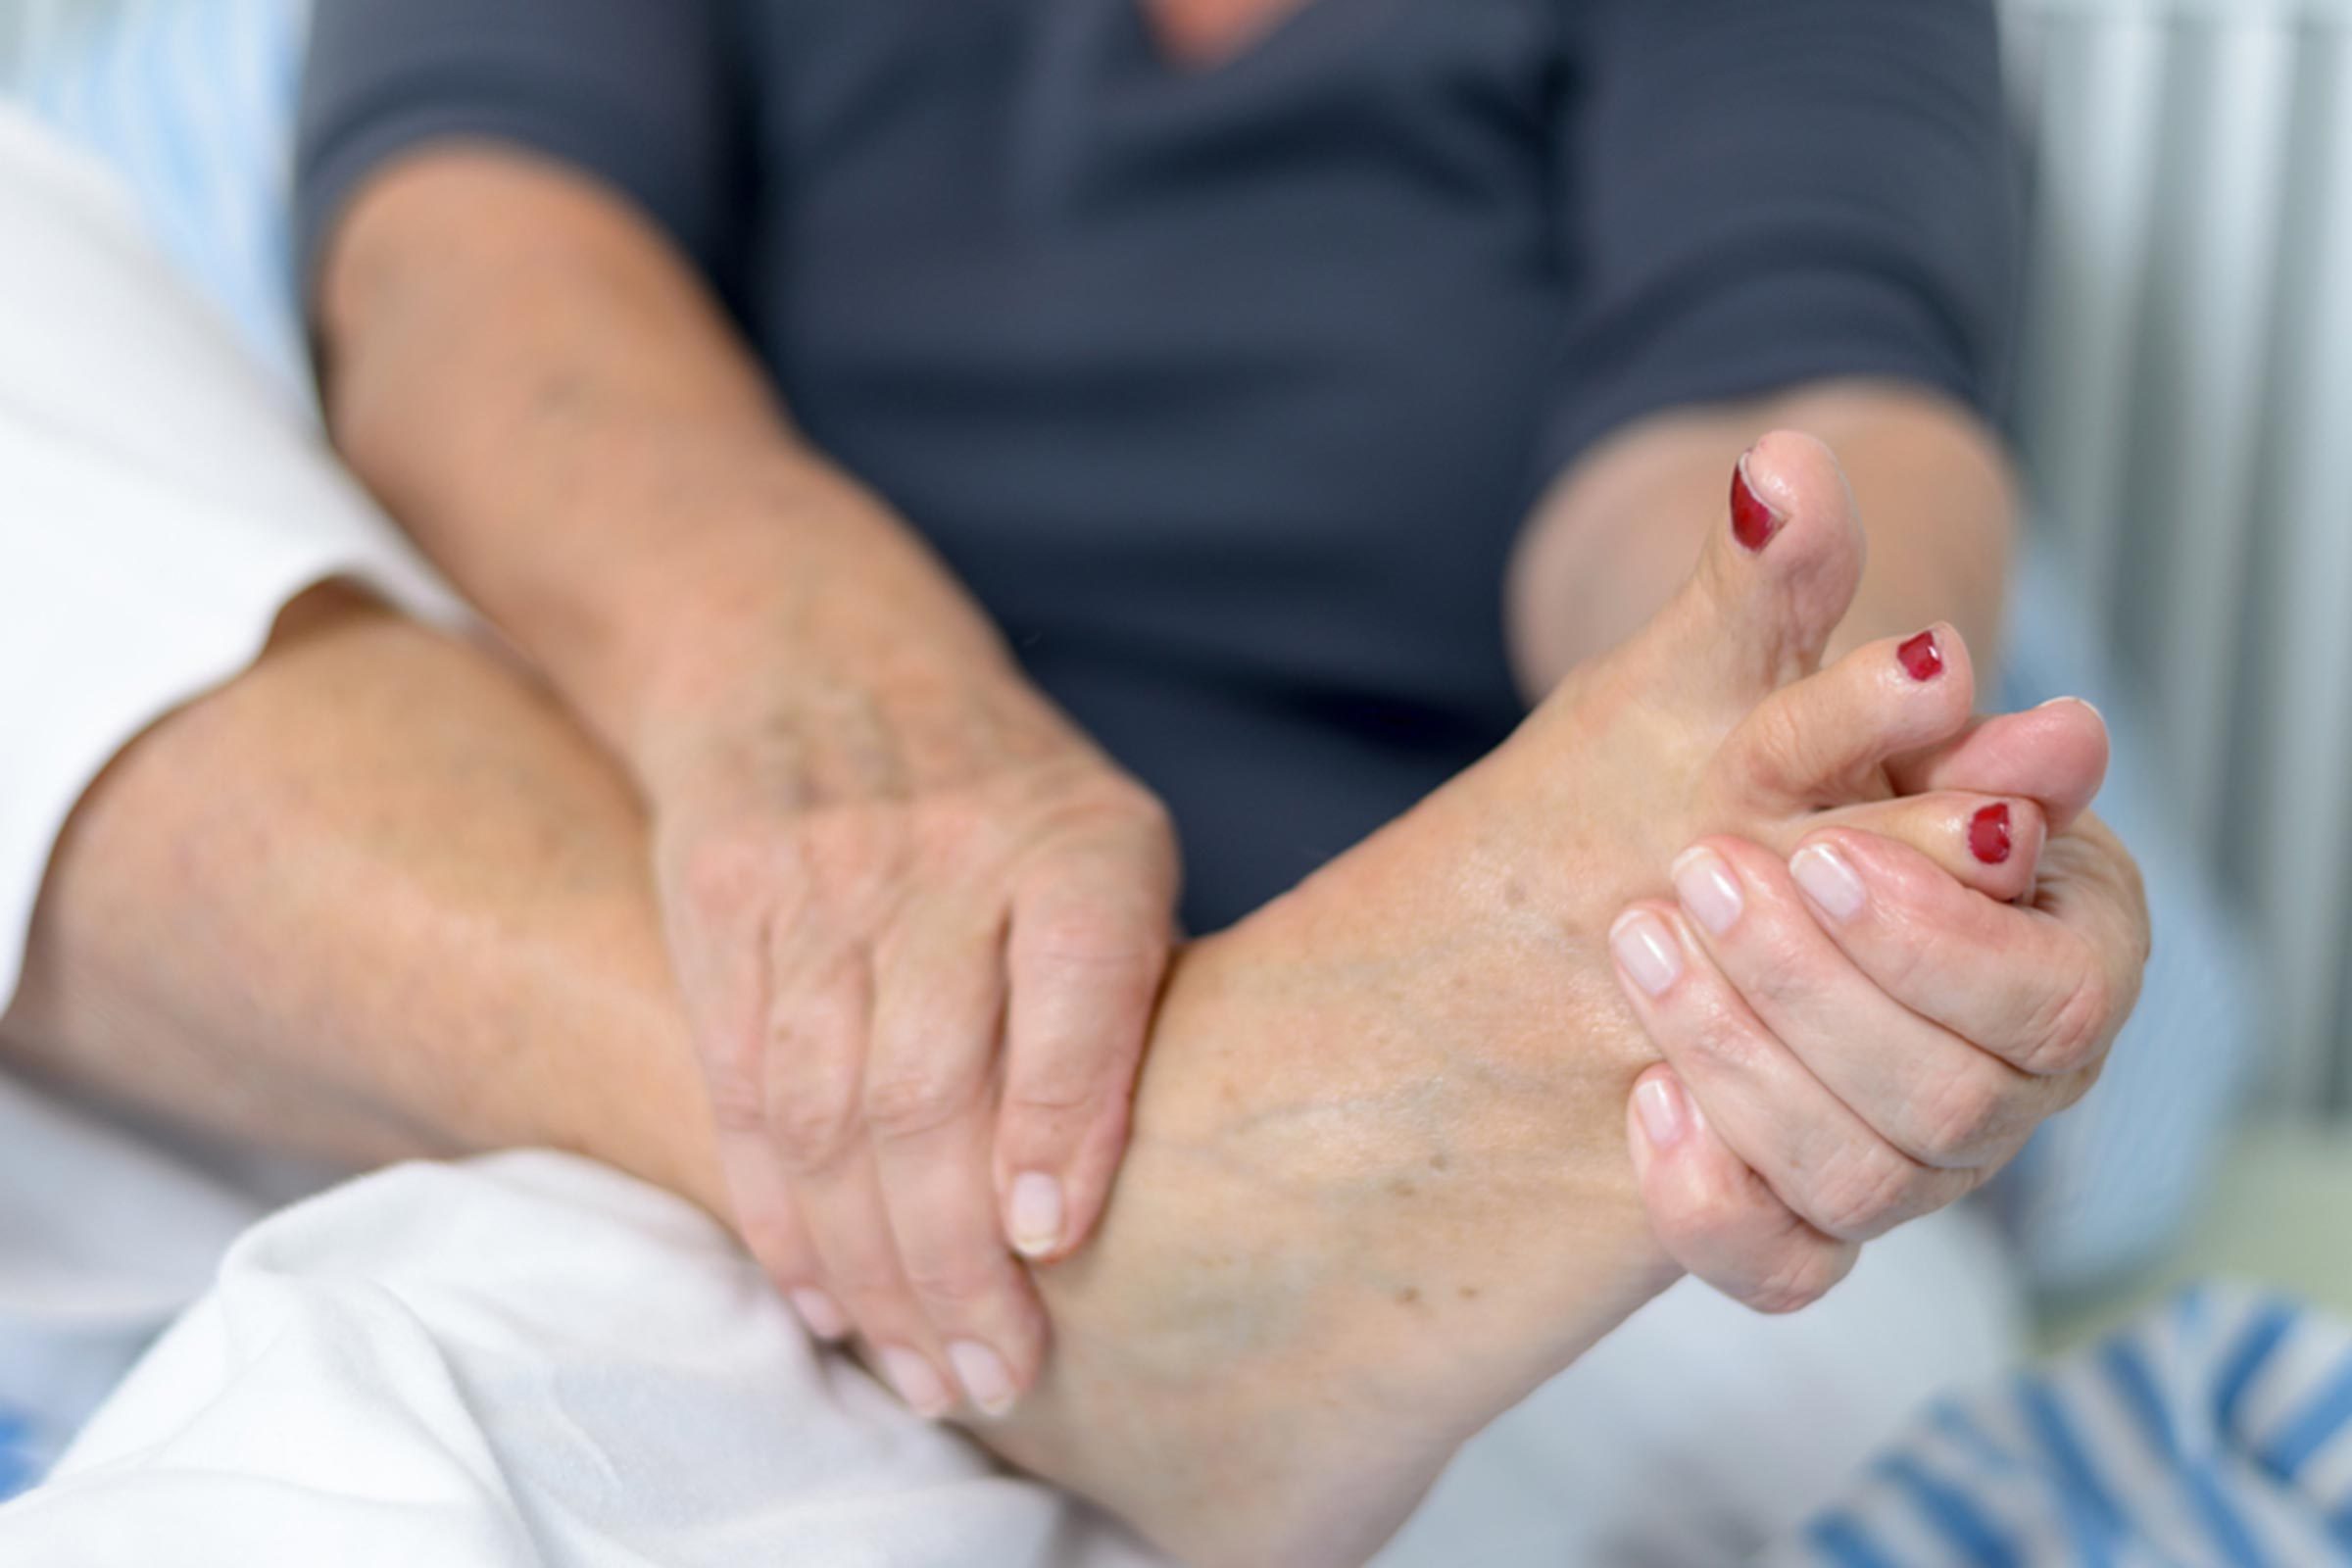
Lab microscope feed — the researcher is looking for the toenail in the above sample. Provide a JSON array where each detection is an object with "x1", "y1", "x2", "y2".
[
  {"x1": 1610, "y1": 911, "x2": 1685, "y2": 997},
  {"x1": 1635, "y1": 1075, "x2": 1690, "y2": 1151},
  {"x1": 1897, "y1": 630, "x2": 1944, "y2": 682},
  {"x1": 1790, "y1": 844, "x2": 1868, "y2": 921},
  {"x1": 1969, "y1": 804, "x2": 2014, "y2": 865},
  {"x1": 1672, "y1": 848, "x2": 1745, "y2": 935},
  {"x1": 788, "y1": 1287, "x2": 851, "y2": 1342},
  {"x1": 879, "y1": 1347, "x2": 955, "y2": 1420},
  {"x1": 1731, "y1": 454, "x2": 1784, "y2": 552}
]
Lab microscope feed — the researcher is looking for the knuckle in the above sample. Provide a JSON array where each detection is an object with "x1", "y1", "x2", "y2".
[
  {"x1": 862, "y1": 1066, "x2": 978, "y2": 1140},
  {"x1": 1808, "y1": 1144, "x2": 1924, "y2": 1241},
  {"x1": 1910, "y1": 1061, "x2": 2016, "y2": 1167},
  {"x1": 916, "y1": 790, "x2": 996, "y2": 856},
  {"x1": 902, "y1": 1253, "x2": 1006, "y2": 1314},
  {"x1": 1680, "y1": 1006, "x2": 1771, "y2": 1080},
  {"x1": 800, "y1": 802, "x2": 905, "y2": 874},
  {"x1": 826, "y1": 1258, "x2": 910, "y2": 1306},
  {"x1": 705, "y1": 1070, "x2": 769, "y2": 1138},
  {"x1": 1736, "y1": 929, "x2": 1826, "y2": 1013},
  {"x1": 769, "y1": 1092, "x2": 861, "y2": 1172},
  {"x1": 1742, "y1": 1243, "x2": 1848, "y2": 1316},
  {"x1": 1006, "y1": 1060, "x2": 1113, "y2": 1118},
  {"x1": 2020, "y1": 963, "x2": 2114, "y2": 1077}
]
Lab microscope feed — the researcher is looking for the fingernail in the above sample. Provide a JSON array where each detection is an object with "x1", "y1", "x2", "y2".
[
  {"x1": 878, "y1": 1347, "x2": 954, "y2": 1420},
  {"x1": 1970, "y1": 803, "x2": 2014, "y2": 865},
  {"x1": 789, "y1": 1287, "x2": 850, "y2": 1341},
  {"x1": 948, "y1": 1340, "x2": 1019, "y2": 1418},
  {"x1": 1732, "y1": 453, "x2": 1784, "y2": 553},
  {"x1": 1007, "y1": 1173, "x2": 1064, "y2": 1259},
  {"x1": 2037, "y1": 695, "x2": 2106, "y2": 725},
  {"x1": 1897, "y1": 629, "x2": 1944, "y2": 682},
  {"x1": 1610, "y1": 910, "x2": 1685, "y2": 997},
  {"x1": 1672, "y1": 847, "x2": 1745, "y2": 935},
  {"x1": 1635, "y1": 1075, "x2": 1690, "y2": 1151},
  {"x1": 1790, "y1": 844, "x2": 1868, "y2": 921}
]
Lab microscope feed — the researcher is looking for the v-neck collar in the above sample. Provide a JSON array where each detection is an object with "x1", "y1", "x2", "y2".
[{"x1": 1128, "y1": 0, "x2": 1329, "y2": 78}]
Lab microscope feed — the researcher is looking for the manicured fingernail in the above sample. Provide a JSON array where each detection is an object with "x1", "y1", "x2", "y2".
[
  {"x1": 1007, "y1": 1173, "x2": 1064, "y2": 1259},
  {"x1": 1970, "y1": 803, "x2": 2014, "y2": 864},
  {"x1": 1672, "y1": 847, "x2": 1745, "y2": 935},
  {"x1": 1790, "y1": 844, "x2": 1868, "y2": 920},
  {"x1": 1611, "y1": 910, "x2": 1685, "y2": 997},
  {"x1": 949, "y1": 1341, "x2": 1018, "y2": 1418},
  {"x1": 1635, "y1": 1075, "x2": 1690, "y2": 1151},
  {"x1": 2037, "y1": 695, "x2": 2105, "y2": 725},
  {"x1": 789, "y1": 1287, "x2": 850, "y2": 1341},
  {"x1": 878, "y1": 1347, "x2": 954, "y2": 1420},
  {"x1": 1731, "y1": 453, "x2": 1784, "y2": 552},
  {"x1": 1897, "y1": 629, "x2": 1944, "y2": 682}
]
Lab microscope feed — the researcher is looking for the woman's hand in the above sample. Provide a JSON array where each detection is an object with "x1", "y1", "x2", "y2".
[
  {"x1": 1614, "y1": 702, "x2": 2152, "y2": 1311},
  {"x1": 645, "y1": 662, "x2": 1179, "y2": 1417}
]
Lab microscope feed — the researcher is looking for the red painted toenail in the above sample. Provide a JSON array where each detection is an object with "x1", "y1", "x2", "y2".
[
  {"x1": 1898, "y1": 630, "x2": 1943, "y2": 681},
  {"x1": 1731, "y1": 457, "x2": 1782, "y2": 552},
  {"x1": 1969, "y1": 804, "x2": 2013, "y2": 865}
]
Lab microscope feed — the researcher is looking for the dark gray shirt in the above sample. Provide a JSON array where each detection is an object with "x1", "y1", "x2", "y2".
[{"x1": 300, "y1": 0, "x2": 2018, "y2": 930}]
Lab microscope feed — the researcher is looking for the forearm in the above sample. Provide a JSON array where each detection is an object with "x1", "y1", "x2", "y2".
[
  {"x1": 1507, "y1": 380, "x2": 2018, "y2": 699},
  {"x1": 317, "y1": 148, "x2": 1017, "y2": 768},
  {"x1": 0, "y1": 587, "x2": 723, "y2": 1209}
]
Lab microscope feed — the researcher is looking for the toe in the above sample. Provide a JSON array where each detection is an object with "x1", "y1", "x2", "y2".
[
  {"x1": 1715, "y1": 623, "x2": 1978, "y2": 812},
  {"x1": 1887, "y1": 698, "x2": 2112, "y2": 833},
  {"x1": 1672, "y1": 432, "x2": 1869, "y2": 713}
]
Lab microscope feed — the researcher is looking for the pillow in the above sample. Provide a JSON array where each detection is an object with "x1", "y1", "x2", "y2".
[{"x1": 6, "y1": 0, "x2": 313, "y2": 409}]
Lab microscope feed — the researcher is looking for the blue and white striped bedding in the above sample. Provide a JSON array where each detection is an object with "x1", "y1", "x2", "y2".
[
  {"x1": 1778, "y1": 1287, "x2": 2352, "y2": 1566},
  {"x1": 5, "y1": 0, "x2": 311, "y2": 407}
]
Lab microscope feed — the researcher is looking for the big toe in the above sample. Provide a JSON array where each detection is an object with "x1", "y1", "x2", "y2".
[{"x1": 1650, "y1": 431, "x2": 1868, "y2": 717}]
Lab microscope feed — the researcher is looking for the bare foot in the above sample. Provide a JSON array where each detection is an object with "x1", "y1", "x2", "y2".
[{"x1": 978, "y1": 434, "x2": 2042, "y2": 1565}]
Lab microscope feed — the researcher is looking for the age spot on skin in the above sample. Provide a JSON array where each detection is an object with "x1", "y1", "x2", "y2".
[{"x1": 1396, "y1": 1287, "x2": 1422, "y2": 1307}]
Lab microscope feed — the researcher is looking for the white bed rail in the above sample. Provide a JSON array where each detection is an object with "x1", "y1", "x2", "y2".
[{"x1": 2006, "y1": 0, "x2": 2352, "y2": 1118}]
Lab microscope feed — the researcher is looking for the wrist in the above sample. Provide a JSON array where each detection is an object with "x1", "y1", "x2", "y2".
[{"x1": 588, "y1": 477, "x2": 1024, "y2": 782}]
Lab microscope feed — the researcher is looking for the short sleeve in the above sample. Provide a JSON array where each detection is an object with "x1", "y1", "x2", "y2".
[
  {"x1": 294, "y1": 0, "x2": 748, "y2": 306},
  {"x1": 1534, "y1": 0, "x2": 2022, "y2": 483}
]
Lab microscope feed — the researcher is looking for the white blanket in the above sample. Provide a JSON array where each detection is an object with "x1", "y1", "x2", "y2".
[{"x1": 0, "y1": 1152, "x2": 2025, "y2": 1568}]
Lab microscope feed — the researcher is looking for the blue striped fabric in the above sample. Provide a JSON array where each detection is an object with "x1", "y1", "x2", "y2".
[
  {"x1": 0, "y1": 1408, "x2": 30, "y2": 1503},
  {"x1": 1772, "y1": 1287, "x2": 2352, "y2": 1566},
  {"x1": 6, "y1": 0, "x2": 312, "y2": 408}
]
